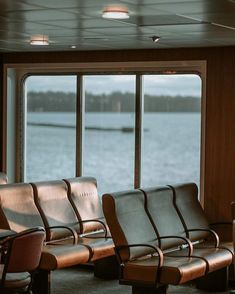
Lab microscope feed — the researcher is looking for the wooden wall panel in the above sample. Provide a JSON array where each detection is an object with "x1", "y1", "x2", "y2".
[
  {"x1": 1, "y1": 46, "x2": 235, "y2": 228},
  {"x1": 0, "y1": 55, "x2": 3, "y2": 171}
]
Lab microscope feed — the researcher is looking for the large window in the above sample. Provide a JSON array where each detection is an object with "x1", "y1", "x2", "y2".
[{"x1": 22, "y1": 69, "x2": 202, "y2": 194}]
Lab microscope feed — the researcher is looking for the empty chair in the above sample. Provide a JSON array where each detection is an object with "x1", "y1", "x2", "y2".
[
  {"x1": 170, "y1": 183, "x2": 233, "y2": 254},
  {"x1": 0, "y1": 227, "x2": 45, "y2": 293},
  {"x1": 103, "y1": 189, "x2": 207, "y2": 294},
  {"x1": 142, "y1": 185, "x2": 232, "y2": 278},
  {"x1": 32, "y1": 180, "x2": 114, "y2": 263},
  {"x1": 0, "y1": 172, "x2": 7, "y2": 185},
  {"x1": 0, "y1": 182, "x2": 91, "y2": 293},
  {"x1": 64, "y1": 177, "x2": 108, "y2": 237},
  {"x1": 32, "y1": 180, "x2": 80, "y2": 242}
]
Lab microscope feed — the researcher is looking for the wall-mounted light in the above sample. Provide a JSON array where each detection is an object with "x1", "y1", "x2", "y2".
[
  {"x1": 102, "y1": 6, "x2": 129, "y2": 19},
  {"x1": 151, "y1": 36, "x2": 160, "y2": 43},
  {"x1": 30, "y1": 35, "x2": 49, "y2": 46}
]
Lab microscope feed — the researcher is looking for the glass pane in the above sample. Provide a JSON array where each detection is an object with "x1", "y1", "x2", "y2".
[
  {"x1": 142, "y1": 74, "x2": 201, "y2": 187},
  {"x1": 25, "y1": 75, "x2": 77, "y2": 181},
  {"x1": 83, "y1": 75, "x2": 135, "y2": 194}
]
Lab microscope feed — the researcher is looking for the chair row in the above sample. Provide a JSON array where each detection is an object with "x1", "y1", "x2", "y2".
[
  {"x1": 0, "y1": 177, "x2": 115, "y2": 294},
  {"x1": 102, "y1": 183, "x2": 234, "y2": 294}
]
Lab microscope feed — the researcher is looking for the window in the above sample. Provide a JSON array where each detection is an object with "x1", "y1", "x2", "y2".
[
  {"x1": 24, "y1": 75, "x2": 77, "y2": 181},
  {"x1": 83, "y1": 75, "x2": 135, "y2": 193},
  {"x1": 142, "y1": 74, "x2": 201, "y2": 187}
]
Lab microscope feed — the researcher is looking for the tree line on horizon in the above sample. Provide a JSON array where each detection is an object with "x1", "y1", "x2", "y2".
[{"x1": 27, "y1": 91, "x2": 200, "y2": 112}]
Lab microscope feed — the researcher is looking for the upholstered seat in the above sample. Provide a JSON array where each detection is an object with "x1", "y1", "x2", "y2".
[
  {"x1": 32, "y1": 180, "x2": 80, "y2": 241},
  {"x1": 122, "y1": 255, "x2": 206, "y2": 285},
  {"x1": 0, "y1": 227, "x2": 45, "y2": 293},
  {"x1": 102, "y1": 189, "x2": 208, "y2": 293},
  {"x1": 64, "y1": 177, "x2": 108, "y2": 236},
  {"x1": 39, "y1": 244, "x2": 90, "y2": 270},
  {"x1": 169, "y1": 183, "x2": 233, "y2": 259},
  {"x1": 142, "y1": 185, "x2": 233, "y2": 274},
  {"x1": 0, "y1": 265, "x2": 30, "y2": 289},
  {"x1": 32, "y1": 180, "x2": 114, "y2": 262}
]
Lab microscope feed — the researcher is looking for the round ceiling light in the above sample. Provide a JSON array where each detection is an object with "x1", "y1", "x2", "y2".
[
  {"x1": 102, "y1": 6, "x2": 129, "y2": 19},
  {"x1": 30, "y1": 35, "x2": 49, "y2": 46}
]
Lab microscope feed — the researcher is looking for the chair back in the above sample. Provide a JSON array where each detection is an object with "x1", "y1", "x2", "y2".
[
  {"x1": 102, "y1": 189, "x2": 158, "y2": 262},
  {"x1": 0, "y1": 183, "x2": 44, "y2": 232},
  {"x1": 169, "y1": 182, "x2": 210, "y2": 242},
  {"x1": 32, "y1": 180, "x2": 80, "y2": 241},
  {"x1": 142, "y1": 186, "x2": 186, "y2": 250},
  {"x1": 64, "y1": 177, "x2": 105, "y2": 234},
  {"x1": 3, "y1": 227, "x2": 45, "y2": 273}
]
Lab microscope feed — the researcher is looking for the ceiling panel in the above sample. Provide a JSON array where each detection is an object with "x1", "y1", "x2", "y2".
[{"x1": 0, "y1": 0, "x2": 233, "y2": 52}]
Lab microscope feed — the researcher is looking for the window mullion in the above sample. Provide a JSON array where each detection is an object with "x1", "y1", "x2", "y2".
[
  {"x1": 76, "y1": 74, "x2": 84, "y2": 177},
  {"x1": 134, "y1": 74, "x2": 143, "y2": 188}
]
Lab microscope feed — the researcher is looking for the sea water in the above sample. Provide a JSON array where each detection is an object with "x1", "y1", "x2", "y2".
[{"x1": 26, "y1": 112, "x2": 200, "y2": 194}]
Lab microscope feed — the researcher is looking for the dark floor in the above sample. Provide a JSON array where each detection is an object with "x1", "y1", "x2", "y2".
[{"x1": 52, "y1": 266, "x2": 233, "y2": 294}]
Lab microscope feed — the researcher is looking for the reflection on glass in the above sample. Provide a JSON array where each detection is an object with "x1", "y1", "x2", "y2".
[
  {"x1": 25, "y1": 76, "x2": 77, "y2": 181},
  {"x1": 83, "y1": 75, "x2": 135, "y2": 194},
  {"x1": 142, "y1": 74, "x2": 201, "y2": 187}
]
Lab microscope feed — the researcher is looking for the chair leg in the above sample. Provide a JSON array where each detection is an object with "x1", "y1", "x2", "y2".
[{"x1": 32, "y1": 269, "x2": 51, "y2": 294}]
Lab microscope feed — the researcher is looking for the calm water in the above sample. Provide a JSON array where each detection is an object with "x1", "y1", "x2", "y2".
[{"x1": 26, "y1": 112, "x2": 200, "y2": 194}]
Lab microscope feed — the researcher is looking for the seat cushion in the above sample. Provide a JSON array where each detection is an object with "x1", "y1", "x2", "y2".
[
  {"x1": 0, "y1": 264, "x2": 31, "y2": 289},
  {"x1": 166, "y1": 246, "x2": 233, "y2": 273},
  {"x1": 40, "y1": 244, "x2": 90, "y2": 270},
  {"x1": 122, "y1": 255, "x2": 206, "y2": 285},
  {"x1": 81, "y1": 237, "x2": 115, "y2": 261},
  {"x1": 194, "y1": 240, "x2": 234, "y2": 255}
]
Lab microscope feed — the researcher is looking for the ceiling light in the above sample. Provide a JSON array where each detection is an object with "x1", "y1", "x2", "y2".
[
  {"x1": 102, "y1": 6, "x2": 129, "y2": 19},
  {"x1": 151, "y1": 36, "x2": 160, "y2": 43},
  {"x1": 30, "y1": 35, "x2": 49, "y2": 46},
  {"x1": 71, "y1": 45, "x2": 77, "y2": 49}
]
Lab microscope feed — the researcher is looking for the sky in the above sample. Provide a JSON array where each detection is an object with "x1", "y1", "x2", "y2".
[{"x1": 26, "y1": 74, "x2": 201, "y2": 97}]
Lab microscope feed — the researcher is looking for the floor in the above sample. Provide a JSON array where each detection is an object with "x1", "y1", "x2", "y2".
[{"x1": 51, "y1": 266, "x2": 234, "y2": 294}]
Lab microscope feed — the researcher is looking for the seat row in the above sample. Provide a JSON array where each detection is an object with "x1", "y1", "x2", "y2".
[
  {"x1": 102, "y1": 183, "x2": 234, "y2": 294},
  {"x1": 0, "y1": 177, "x2": 115, "y2": 294}
]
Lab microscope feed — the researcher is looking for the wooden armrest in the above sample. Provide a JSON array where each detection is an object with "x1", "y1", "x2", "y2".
[
  {"x1": 45, "y1": 226, "x2": 78, "y2": 244},
  {"x1": 158, "y1": 235, "x2": 193, "y2": 257},
  {"x1": 79, "y1": 219, "x2": 108, "y2": 238},
  {"x1": 186, "y1": 228, "x2": 219, "y2": 247}
]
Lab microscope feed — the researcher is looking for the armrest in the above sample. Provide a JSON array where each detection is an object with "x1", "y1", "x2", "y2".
[
  {"x1": 186, "y1": 228, "x2": 219, "y2": 247},
  {"x1": 116, "y1": 243, "x2": 163, "y2": 266},
  {"x1": 116, "y1": 243, "x2": 163, "y2": 285},
  {"x1": 158, "y1": 236, "x2": 193, "y2": 257},
  {"x1": 79, "y1": 219, "x2": 108, "y2": 238},
  {"x1": 45, "y1": 225, "x2": 78, "y2": 244}
]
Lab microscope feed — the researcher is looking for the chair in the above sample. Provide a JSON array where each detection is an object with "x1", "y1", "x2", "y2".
[
  {"x1": 102, "y1": 189, "x2": 207, "y2": 294},
  {"x1": 64, "y1": 177, "x2": 109, "y2": 237},
  {"x1": 0, "y1": 227, "x2": 45, "y2": 293}
]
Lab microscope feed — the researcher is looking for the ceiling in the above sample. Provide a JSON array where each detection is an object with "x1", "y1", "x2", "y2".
[{"x1": 0, "y1": 0, "x2": 234, "y2": 52}]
